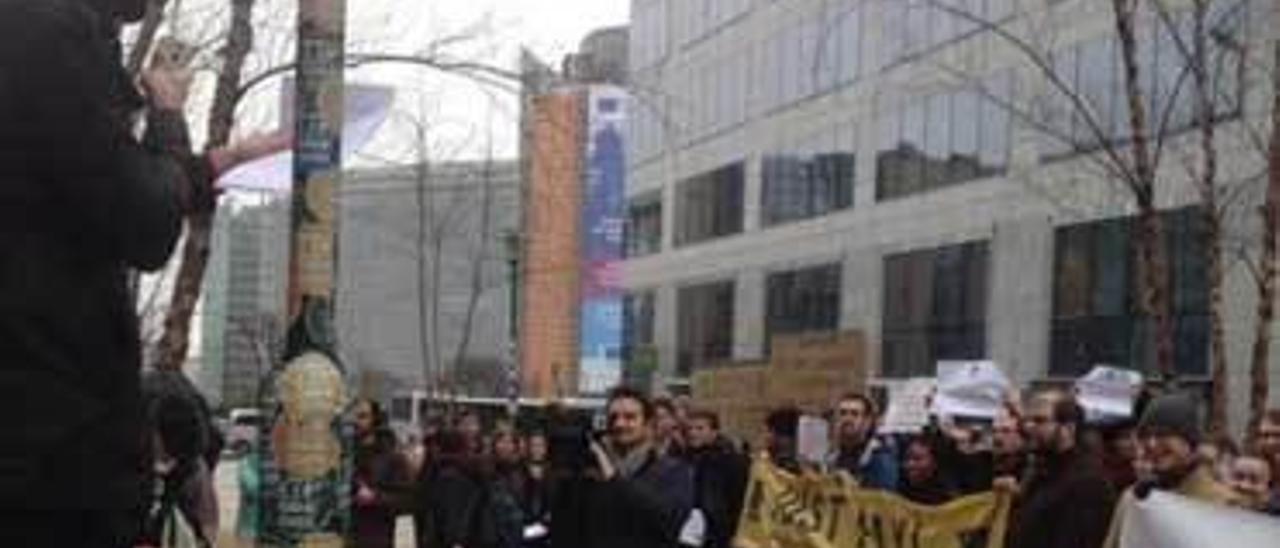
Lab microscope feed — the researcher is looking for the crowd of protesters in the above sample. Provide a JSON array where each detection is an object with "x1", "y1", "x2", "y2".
[
  {"x1": 223, "y1": 383, "x2": 1280, "y2": 548},
  {"x1": 290, "y1": 384, "x2": 1269, "y2": 548}
]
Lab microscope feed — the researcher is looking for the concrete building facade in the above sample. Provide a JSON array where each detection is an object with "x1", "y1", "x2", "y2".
[
  {"x1": 338, "y1": 161, "x2": 521, "y2": 400},
  {"x1": 623, "y1": 0, "x2": 1280, "y2": 429}
]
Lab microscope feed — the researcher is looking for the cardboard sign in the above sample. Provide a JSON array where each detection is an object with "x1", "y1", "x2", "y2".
[
  {"x1": 796, "y1": 416, "x2": 830, "y2": 465},
  {"x1": 881, "y1": 378, "x2": 936, "y2": 433},
  {"x1": 1076, "y1": 365, "x2": 1143, "y2": 422},
  {"x1": 930, "y1": 361, "x2": 1011, "y2": 419}
]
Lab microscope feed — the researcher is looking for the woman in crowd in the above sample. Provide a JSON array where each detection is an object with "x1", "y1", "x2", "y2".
[
  {"x1": 353, "y1": 399, "x2": 413, "y2": 548},
  {"x1": 898, "y1": 434, "x2": 960, "y2": 506}
]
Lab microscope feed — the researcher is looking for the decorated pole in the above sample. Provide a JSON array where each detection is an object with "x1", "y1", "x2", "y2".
[{"x1": 258, "y1": 0, "x2": 351, "y2": 545}]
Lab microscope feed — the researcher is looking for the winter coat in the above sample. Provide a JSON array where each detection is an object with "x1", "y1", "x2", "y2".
[
  {"x1": 1008, "y1": 449, "x2": 1116, "y2": 548},
  {"x1": 415, "y1": 460, "x2": 497, "y2": 548},
  {"x1": 0, "y1": 0, "x2": 208, "y2": 515},
  {"x1": 686, "y1": 438, "x2": 750, "y2": 548},
  {"x1": 828, "y1": 437, "x2": 900, "y2": 491},
  {"x1": 354, "y1": 432, "x2": 413, "y2": 548},
  {"x1": 552, "y1": 447, "x2": 695, "y2": 548}
]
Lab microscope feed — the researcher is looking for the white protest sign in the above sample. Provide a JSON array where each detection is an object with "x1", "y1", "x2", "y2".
[
  {"x1": 880, "y1": 378, "x2": 936, "y2": 433},
  {"x1": 217, "y1": 82, "x2": 394, "y2": 192},
  {"x1": 930, "y1": 361, "x2": 1011, "y2": 419},
  {"x1": 1076, "y1": 365, "x2": 1143, "y2": 422},
  {"x1": 1120, "y1": 491, "x2": 1280, "y2": 548},
  {"x1": 796, "y1": 415, "x2": 830, "y2": 465}
]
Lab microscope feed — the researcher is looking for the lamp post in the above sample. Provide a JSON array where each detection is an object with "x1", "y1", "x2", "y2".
[{"x1": 503, "y1": 230, "x2": 521, "y2": 418}]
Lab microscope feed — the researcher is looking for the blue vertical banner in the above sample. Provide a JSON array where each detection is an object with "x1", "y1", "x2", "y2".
[{"x1": 579, "y1": 86, "x2": 628, "y2": 395}]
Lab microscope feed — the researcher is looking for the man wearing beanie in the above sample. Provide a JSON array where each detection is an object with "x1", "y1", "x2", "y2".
[{"x1": 1102, "y1": 392, "x2": 1241, "y2": 548}]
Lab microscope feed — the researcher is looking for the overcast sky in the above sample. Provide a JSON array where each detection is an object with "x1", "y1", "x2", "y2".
[{"x1": 345, "y1": 0, "x2": 631, "y2": 163}]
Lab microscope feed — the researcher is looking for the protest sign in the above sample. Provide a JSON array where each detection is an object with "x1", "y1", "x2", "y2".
[
  {"x1": 736, "y1": 459, "x2": 1011, "y2": 548},
  {"x1": 1076, "y1": 366, "x2": 1142, "y2": 422},
  {"x1": 217, "y1": 82, "x2": 394, "y2": 192},
  {"x1": 930, "y1": 361, "x2": 1011, "y2": 419},
  {"x1": 1118, "y1": 491, "x2": 1280, "y2": 548},
  {"x1": 880, "y1": 379, "x2": 936, "y2": 434},
  {"x1": 796, "y1": 416, "x2": 830, "y2": 465}
]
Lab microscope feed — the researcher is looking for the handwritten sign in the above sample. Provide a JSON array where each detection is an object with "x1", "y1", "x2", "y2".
[{"x1": 931, "y1": 361, "x2": 1011, "y2": 419}]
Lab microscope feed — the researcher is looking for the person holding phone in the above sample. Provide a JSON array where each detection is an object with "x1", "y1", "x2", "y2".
[{"x1": 0, "y1": 0, "x2": 286, "y2": 545}]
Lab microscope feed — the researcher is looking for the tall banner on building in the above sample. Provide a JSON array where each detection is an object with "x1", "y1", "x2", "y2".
[
  {"x1": 578, "y1": 86, "x2": 627, "y2": 394},
  {"x1": 1116, "y1": 491, "x2": 1280, "y2": 548},
  {"x1": 258, "y1": 0, "x2": 352, "y2": 545},
  {"x1": 736, "y1": 460, "x2": 1011, "y2": 548}
]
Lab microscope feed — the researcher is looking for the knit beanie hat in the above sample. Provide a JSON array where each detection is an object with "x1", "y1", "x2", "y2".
[{"x1": 1137, "y1": 392, "x2": 1203, "y2": 446}]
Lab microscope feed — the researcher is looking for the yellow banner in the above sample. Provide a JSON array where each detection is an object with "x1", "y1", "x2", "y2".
[{"x1": 735, "y1": 460, "x2": 1011, "y2": 548}]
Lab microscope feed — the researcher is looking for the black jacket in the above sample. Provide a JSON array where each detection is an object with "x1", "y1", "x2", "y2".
[
  {"x1": 552, "y1": 449, "x2": 694, "y2": 548},
  {"x1": 686, "y1": 439, "x2": 749, "y2": 548},
  {"x1": 0, "y1": 0, "x2": 206, "y2": 513},
  {"x1": 1009, "y1": 449, "x2": 1117, "y2": 548},
  {"x1": 416, "y1": 460, "x2": 496, "y2": 548},
  {"x1": 354, "y1": 432, "x2": 413, "y2": 548}
]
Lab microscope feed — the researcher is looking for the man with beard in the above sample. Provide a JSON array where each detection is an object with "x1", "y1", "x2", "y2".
[
  {"x1": 0, "y1": 0, "x2": 281, "y2": 544},
  {"x1": 1007, "y1": 390, "x2": 1115, "y2": 548},
  {"x1": 1102, "y1": 392, "x2": 1241, "y2": 548},
  {"x1": 826, "y1": 393, "x2": 898, "y2": 490}
]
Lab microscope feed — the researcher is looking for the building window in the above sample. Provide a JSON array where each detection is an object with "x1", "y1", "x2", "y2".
[
  {"x1": 625, "y1": 195, "x2": 663, "y2": 258},
  {"x1": 762, "y1": 152, "x2": 855, "y2": 226},
  {"x1": 876, "y1": 74, "x2": 1012, "y2": 201},
  {"x1": 1050, "y1": 207, "x2": 1208, "y2": 377},
  {"x1": 880, "y1": 0, "x2": 1015, "y2": 70},
  {"x1": 675, "y1": 162, "x2": 745, "y2": 246},
  {"x1": 766, "y1": 264, "x2": 842, "y2": 351},
  {"x1": 677, "y1": 280, "x2": 735, "y2": 377},
  {"x1": 882, "y1": 241, "x2": 989, "y2": 378},
  {"x1": 1040, "y1": 3, "x2": 1246, "y2": 160},
  {"x1": 623, "y1": 291, "x2": 656, "y2": 354}
]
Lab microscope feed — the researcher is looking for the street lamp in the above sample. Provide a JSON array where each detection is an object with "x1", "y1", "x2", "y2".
[{"x1": 502, "y1": 230, "x2": 522, "y2": 418}]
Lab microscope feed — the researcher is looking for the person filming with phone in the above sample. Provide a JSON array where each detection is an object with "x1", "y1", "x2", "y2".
[{"x1": 0, "y1": 0, "x2": 285, "y2": 545}]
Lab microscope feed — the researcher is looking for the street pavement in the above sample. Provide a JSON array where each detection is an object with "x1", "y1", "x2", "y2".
[{"x1": 213, "y1": 456, "x2": 415, "y2": 547}]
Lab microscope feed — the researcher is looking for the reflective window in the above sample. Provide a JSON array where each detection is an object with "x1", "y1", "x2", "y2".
[
  {"x1": 677, "y1": 280, "x2": 736, "y2": 376},
  {"x1": 766, "y1": 264, "x2": 842, "y2": 352},
  {"x1": 675, "y1": 162, "x2": 745, "y2": 246},
  {"x1": 762, "y1": 150, "x2": 855, "y2": 226},
  {"x1": 882, "y1": 241, "x2": 989, "y2": 378},
  {"x1": 1050, "y1": 207, "x2": 1208, "y2": 376},
  {"x1": 625, "y1": 195, "x2": 663, "y2": 258}
]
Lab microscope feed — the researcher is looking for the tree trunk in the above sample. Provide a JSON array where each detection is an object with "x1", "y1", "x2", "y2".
[
  {"x1": 450, "y1": 153, "x2": 497, "y2": 388},
  {"x1": 153, "y1": 0, "x2": 255, "y2": 371},
  {"x1": 1114, "y1": 0, "x2": 1174, "y2": 379},
  {"x1": 1249, "y1": 41, "x2": 1280, "y2": 436},
  {"x1": 1184, "y1": 0, "x2": 1229, "y2": 434}
]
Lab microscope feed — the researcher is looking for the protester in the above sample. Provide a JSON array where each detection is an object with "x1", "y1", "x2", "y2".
[
  {"x1": 992, "y1": 406, "x2": 1027, "y2": 479},
  {"x1": 1098, "y1": 419, "x2": 1141, "y2": 492},
  {"x1": 764, "y1": 406, "x2": 802, "y2": 473},
  {"x1": 653, "y1": 396, "x2": 686, "y2": 457},
  {"x1": 488, "y1": 425, "x2": 530, "y2": 548},
  {"x1": 522, "y1": 430, "x2": 552, "y2": 548},
  {"x1": 1198, "y1": 432, "x2": 1240, "y2": 483},
  {"x1": 551, "y1": 387, "x2": 694, "y2": 548},
  {"x1": 415, "y1": 429, "x2": 496, "y2": 548},
  {"x1": 1102, "y1": 392, "x2": 1241, "y2": 548},
  {"x1": 827, "y1": 393, "x2": 899, "y2": 490},
  {"x1": 1008, "y1": 391, "x2": 1116, "y2": 548},
  {"x1": 0, "y1": 0, "x2": 282, "y2": 543},
  {"x1": 684, "y1": 409, "x2": 750, "y2": 548},
  {"x1": 458, "y1": 411, "x2": 486, "y2": 456},
  {"x1": 140, "y1": 391, "x2": 220, "y2": 547},
  {"x1": 353, "y1": 399, "x2": 413, "y2": 548},
  {"x1": 898, "y1": 434, "x2": 960, "y2": 506},
  {"x1": 1257, "y1": 409, "x2": 1280, "y2": 511},
  {"x1": 1228, "y1": 453, "x2": 1274, "y2": 513}
]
